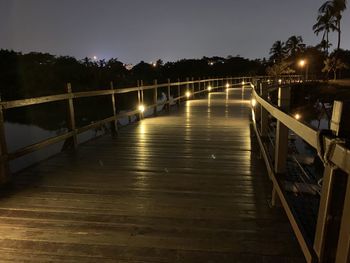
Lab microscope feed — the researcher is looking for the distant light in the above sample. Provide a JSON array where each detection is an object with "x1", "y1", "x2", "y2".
[
  {"x1": 278, "y1": 79, "x2": 282, "y2": 84},
  {"x1": 93, "y1": 56, "x2": 98, "y2": 61},
  {"x1": 299, "y1": 59, "x2": 306, "y2": 67},
  {"x1": 209, "y1": 61, "x2": 214, "y2": 66},
  {"x1": 294, "y1": 113, "x2": 301, "y2": 120},
  {"x1": 267, "y1": 79, "x2": 271, "y2": 84},
  {"x1": 251, "y1": 98, "x2": 257, "y2": 107},
  {"x1": 226, "y1": 83, "x2": 230, "y2": 88},
  {"x1": 208, "y1": 85, "x2": 212, "y2": 91},
  {"x1": 138, "y1": 105, "x2": 145, "y2": 113},
  {"x1": 186, "y1": 91, "x2": 191, "y2": 98},
  {"x1": 242, "y1": 81, "x2": 245, "y2": 85}
]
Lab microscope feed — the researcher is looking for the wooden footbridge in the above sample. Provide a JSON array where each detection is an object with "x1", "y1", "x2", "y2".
[{"x1": 0, "y1": 77, "x2": 349, "y2": 262}]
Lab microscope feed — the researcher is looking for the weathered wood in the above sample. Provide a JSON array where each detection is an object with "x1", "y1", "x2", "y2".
[
  {"x1": 167, "y1": 79, "x2": 171, "y2": 112},
  {"x1": 153, "y1": 80, "x2": 157, "y2": 116},
  {"x1": 62, "y1": 83, "x2": 77, "y2": 150},
  {"x1": 260, "y1": 82, "x2": 268, "y2": 137},
  {"x1": 274, "y1": 86, "x2": 290, "y2": 174},
  {"x1": 0, "y1": 89, "x2": 304, "y2": 262},
  {"x1": 177, "y1": 78, "x2": 181, "y2": 106},
  {"x1": 314, "y1": 101, "x2": 350, "y2": 263},
  {"x1": 0, "y1": 104, "x2": 9, "y2": 183},
  {"x1": 110, "y1": 81, "x2": 118, "y2": 136}
]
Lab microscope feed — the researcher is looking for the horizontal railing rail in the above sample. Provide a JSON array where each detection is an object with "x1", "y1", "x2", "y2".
[
  {"x1": 1, "y1": 76, "x2": 268, "y2": 183},
  {"x1": 251, "y1": 78, "x2": 350, "y2": 263}
]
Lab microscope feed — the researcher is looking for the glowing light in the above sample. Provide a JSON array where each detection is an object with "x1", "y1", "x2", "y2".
[
  {"x1": 226, "y1": 83, "x2": 230, "y2": 88},
  {"x1": 267, "y1": 79, "x2": 271, "y2": 84},
  {"x1": 186, "y1": 91, "x2": 191, "y2": 98},
  {"x1": 294, "y1": 113, "x2": 301, "y2": 120},
  {"x1": 251, "y1": 98, "x2": 257, "y2": 107},
  {"x1": 138, "y1": 105, "x2": 145, "y2": 113},
  {"x1": 242, "y1": 81, "x2": 245, "y2": 85},
  {"x1": 299, "y1": 59, "x2": 306, "y2": 67},
  {"x1": 93, "y1": 56, "x2": 98, "y2": 60},
  {"x1": 278, "y1": 79, "x2": 282, "y2": 84},
  {"x1": 208, "y1": 85, "x2": 212, "y2": 91}
]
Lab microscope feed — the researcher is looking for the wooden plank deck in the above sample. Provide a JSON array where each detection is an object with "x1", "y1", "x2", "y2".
[{"x1": 0, "y1": 88, "x2": 305, "y2": 262}]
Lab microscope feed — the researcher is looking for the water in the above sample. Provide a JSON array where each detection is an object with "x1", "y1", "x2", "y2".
[{"x1": 4, "y1": 93, "x2": 171, "y2": 173}]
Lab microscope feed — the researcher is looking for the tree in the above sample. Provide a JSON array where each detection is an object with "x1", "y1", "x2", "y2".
[
  {"x1": 269, "y1": 41, "x2": 286, "y2": 62},
  {"x1": 319, "y1": 0, "x2": 347, "y2": 50},
  {"x1": 322, "y1": 56, "x2": 349, "y2": 79},
  {"x1": 285, "y1": 36, "x2": 305, "y2": 57},
  {"x1": 266, "y1": 59, "x2": 295, "y2": 77},
  {"x1": 313, "y1": 11, "x2": 337, "y2": 55}
]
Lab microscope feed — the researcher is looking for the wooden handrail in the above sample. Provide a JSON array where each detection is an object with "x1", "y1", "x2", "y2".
[
  {"x1": 251, "y1": 79, "x2": 350, "y2": 263},
  {"x1": 0, "y1": 75, "x2": 298, "y2": 180}
]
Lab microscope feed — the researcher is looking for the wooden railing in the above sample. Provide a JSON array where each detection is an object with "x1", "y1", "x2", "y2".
[
  {"x1": 251, "y1": 78, "x2": 350, "y2": 263},
  {"x1": 0, "y1": 76, "x2": 258, "y2": 183}
]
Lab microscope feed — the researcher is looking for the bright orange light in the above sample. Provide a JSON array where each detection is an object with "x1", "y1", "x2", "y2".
[
  {"x1": 294, "y1": 113, "x2": 301, "y2": 120},
  {"x1": 251, "y1": 98, "x2": 257, "y2": 107},
  {"x1": 138, "y1": 105, "x2": 145, "y2": 113},
  {"x1": 299, "y1": 59, "x2": 306, "y2": 67}
]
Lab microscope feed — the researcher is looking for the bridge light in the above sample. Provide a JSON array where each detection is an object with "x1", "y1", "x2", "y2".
[
  {"x1": 138, "y1": 104, "x2": 145, "y2": 113},
  {"x1": 251, "y1": 98, "x2": 257, "y2": 107},
  {"x1": 294, "y1": 113, "x2": 301, "y2": 120},
  {"x1": 226, "y1": 83, "x2": 230, "y2": 88},
  {"x1": 278, "y1": 79, "x2": 282, "y2": 84},
  {"x1": 242, "y1": 81, "x2": 245, "y2": 85},
  {"x1": 186, "y1": 91, "x2": 191, "y2": 98},
  {"x1": 208, "y1": 85, "x2": 212, "y2": 91}
]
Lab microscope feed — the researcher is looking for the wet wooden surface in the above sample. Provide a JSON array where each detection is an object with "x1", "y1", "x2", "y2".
[{"x1": 0, "y1": 88, "x2": 305, "y2": 262}]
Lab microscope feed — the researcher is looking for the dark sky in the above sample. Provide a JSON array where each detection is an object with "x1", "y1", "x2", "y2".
[{"x1": 1, "y1": 0, "x2": 349, "y2": 64}]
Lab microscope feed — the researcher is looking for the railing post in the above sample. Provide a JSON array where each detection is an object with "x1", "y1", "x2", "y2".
[
  {"x1": 110, "y1": 81, "x2": 118, "y2": 136},
  {"x1": 272, "y1": 85, "x2": 290, "y2": 206},
  {"x1": 177, "y1": 78, "x2": 181, "y2": 106},
  {"x1": 0, "y1": 102, "x2": 9, "y2": 184},
  {"x1": 274, "y1": 86, "x2": 290, "y2": 173},
  {"x1": 260, "y1": 81, "x2": 268, "y2": 137},
  {"x1": 137, "y1": 80, "x2": 142, "y2": 121},
  {"x1": 314, "y1": 101, "x2": 350, "y2": 263},
  {"x1": 63, "y1": 83, "x2": 77, "y2": 150},
  {"x1": 186, "y1": 77, "x2": 190, "y2": 96},
  {"x1": 167, "y1": 78, "x2": 171, "y2": 112},
  {"x1": 153, "y1": 79, "x2": 157, "y2": 116},
  {"x1": 191, "y1": 77, "x2": 195, "y2": 98}
]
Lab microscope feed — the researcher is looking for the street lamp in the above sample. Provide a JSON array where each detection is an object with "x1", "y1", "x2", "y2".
[{"x1": 299, "y1": 59, "x2": 308, "y2": 81}]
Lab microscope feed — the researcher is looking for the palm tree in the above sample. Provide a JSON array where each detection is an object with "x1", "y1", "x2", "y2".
[
  {"x1": 269, "y1": 41, "x2": 286, "y2": 62},
  {"x1": 319, "y1": 0, "x2": 347, "y2": 50},
  {"x1": 285, "y1": 36, "x2": 305, "y2": 57},
  {"x1": 313, "y1": 11, "x2": 337, "y2": 55},
  {"x1": 322, "y1": 56, "x2": 349, "y2": 79}
]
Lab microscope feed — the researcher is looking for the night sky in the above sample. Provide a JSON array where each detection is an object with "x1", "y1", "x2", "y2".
[{"x1": 1, "y1": 0, "x2": 350, "y2": 64}]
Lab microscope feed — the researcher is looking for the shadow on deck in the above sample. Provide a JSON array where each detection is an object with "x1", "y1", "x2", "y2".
[{"x1": 0, "y1": 88, "x2": 305, "y2": 262}]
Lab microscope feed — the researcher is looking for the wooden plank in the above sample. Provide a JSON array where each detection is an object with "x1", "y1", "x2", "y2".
[{"x1": 0, "y1": 89, "x2": 305, "y2": 262}]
